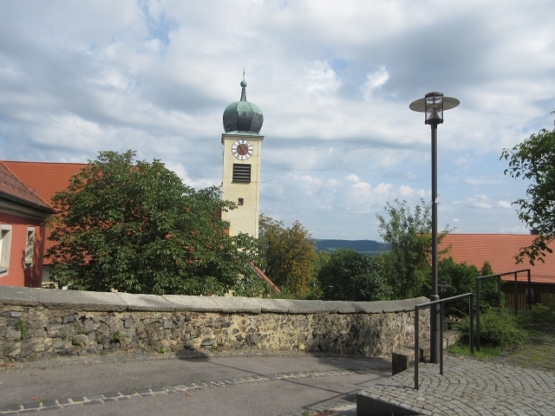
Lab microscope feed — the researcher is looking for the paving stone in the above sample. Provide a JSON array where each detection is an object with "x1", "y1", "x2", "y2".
[{"x1": 357, "y1": 353, "x2": 555, "y2": 416}]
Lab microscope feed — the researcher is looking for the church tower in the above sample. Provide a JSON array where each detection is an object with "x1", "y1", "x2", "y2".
[{"x1": 221, "y1": 75, "x2": 264, "y2": 238}]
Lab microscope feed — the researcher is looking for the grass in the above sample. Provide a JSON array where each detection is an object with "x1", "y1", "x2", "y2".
[{"x1": 447, "y1": 342, "x2": 502, "y2": 359}]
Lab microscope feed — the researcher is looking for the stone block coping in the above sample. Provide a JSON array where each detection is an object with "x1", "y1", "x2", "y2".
[{"x1": 0, "y1": 285, "x2": 429, "y2": 315}]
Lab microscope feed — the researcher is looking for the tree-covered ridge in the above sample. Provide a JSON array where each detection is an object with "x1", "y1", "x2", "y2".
[{"x1": 314, "y1": 239, "x2": 390, "y2": 254}]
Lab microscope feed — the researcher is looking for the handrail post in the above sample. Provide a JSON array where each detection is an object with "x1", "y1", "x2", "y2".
[
  {"x1": 497, "y1": 275, "x2": 501, "y2": 309},
  {"x1": 469, "y1": 293, "x2": 474, "y2": 354},
  {"x1": 514, "y1": 272, "x2": 518, "y2": 315},
  {"x1": 476, "y1": 278, "x2": 481, "y2": 351},
  {"x1": 415, "y1": 305, "x2": 419, "y2": 390},
  {"x1": 440, "y1": 301, "x2": 444, "y2": 375},
  {"x1": 527, "y1": 269, "x2": 532, "y2": 310}
]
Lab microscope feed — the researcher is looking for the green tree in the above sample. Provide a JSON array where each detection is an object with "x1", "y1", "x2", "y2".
[
  {"x1": 47, "y1": 150, "x2": 257, "y2": 295},
  {"x1": 501, "y1": 114, "x2": 555, "y2": 264},
  {"x1": 317, "y1": 249, "x2": 390, "y2": 301},
  {"x1": 257, "y1": 215, "x2": 318, "y2": 298},
  {"x1": 438, "y1": 258, "x2": 499, "y2": 316},
  {"x1": 377, "y1": 199, "x2": 449, "y2": 299}
]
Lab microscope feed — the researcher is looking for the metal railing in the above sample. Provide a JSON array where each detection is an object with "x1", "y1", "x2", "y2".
[
  {"x1": 414, "y1": 293, "x2": 473, "y2": 390},
  {"x1": 475, "y1": 269, "x2": 530, "y2": 351}
]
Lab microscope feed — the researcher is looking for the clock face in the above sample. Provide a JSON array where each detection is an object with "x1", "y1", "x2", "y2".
[{"x1": 231, "y1": 139, "x2": 253, "y2": 160}]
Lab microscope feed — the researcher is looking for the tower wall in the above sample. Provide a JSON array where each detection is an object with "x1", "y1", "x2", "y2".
[{"x1": 221, "y1": 133, "x2": 264, "y2": 238}]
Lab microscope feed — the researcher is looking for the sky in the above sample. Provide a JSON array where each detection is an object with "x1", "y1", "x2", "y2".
[{"x1": 1, "y1": 0, "x2": 554, "y2": 241}]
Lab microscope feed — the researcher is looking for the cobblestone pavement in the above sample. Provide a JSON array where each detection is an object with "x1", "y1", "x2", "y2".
[{"x1": 359, "y1": 354, "x2": 555, "y2": 416}]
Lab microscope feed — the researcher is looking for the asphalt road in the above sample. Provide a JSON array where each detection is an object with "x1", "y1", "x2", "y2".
[{"x1": 0, "y1": 353, "x2": 392, "y2": 415}]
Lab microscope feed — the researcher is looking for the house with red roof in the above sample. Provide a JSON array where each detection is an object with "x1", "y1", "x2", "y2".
[
  {"x1": 440, "y1": 234, "x2": 555, "y2": 309},
  {"x1": 1, "y1": 160, "x2": 281, "y2": 294},
  {"x1": 0, "y1": 161, "x2": 56, "y2": 287},
  {"x1": 2, "y1": 161, "x2": 86, "y2": 284}
]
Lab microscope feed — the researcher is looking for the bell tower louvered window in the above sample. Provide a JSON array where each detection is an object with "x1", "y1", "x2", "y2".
[{"x1": 233, "y1": 164, "x2": 251, "y2": 183}]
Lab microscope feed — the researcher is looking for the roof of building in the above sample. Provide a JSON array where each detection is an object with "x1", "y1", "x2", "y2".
[
  {"x1": 0, "y1": 161, "x2": 54, "y2": 213},
  {"x1": 249, "y1": 262, "x2": 281, "y2": 294},
  {"x1": 439, "y1": 234, "x2": 555, "y2": 284},
  {"x1": 2, "y1": 160, "x2": 86, "y2": 263},
  {"x1": 223, "y1": 77, "x2": 264, "y2": 135},
  {"x1": 2, "y1": 161, "x2": 86, "y2": 206}
]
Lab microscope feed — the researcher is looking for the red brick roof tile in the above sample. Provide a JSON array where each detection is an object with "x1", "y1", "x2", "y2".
[
  {"x1": 2, "y1": 161, "x2": 86, "y2": 205},
  {"x1": 440, "y1": 234, "x2": 555, "y2": 284},
  {"x1": 0, "y1": 161, "x2": 54, "y2": 213}
]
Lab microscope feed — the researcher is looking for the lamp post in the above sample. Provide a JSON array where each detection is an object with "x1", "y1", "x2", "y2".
[{"x1": 409, "y1": 92, "x2": 459, "y2": 364}]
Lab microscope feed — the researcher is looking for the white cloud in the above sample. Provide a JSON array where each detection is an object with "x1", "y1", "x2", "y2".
[
  {"x1": 297, "y1": 60, "x2": 340, "y2": 96},
  {"x1": 363, "y1": 66, "x2": 390, "y2": 101},
  {"x1": 1, "y1": 0, "x2": 553, "y2": 240}
]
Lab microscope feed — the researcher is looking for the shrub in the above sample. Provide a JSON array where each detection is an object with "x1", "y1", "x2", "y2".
[
  {"x1": 544, "y1": 293, "x2": 555, "y2": 312},
  {"x1": 456, "y1": 309, "x2": 528, "y2": 349},
  {"x1": 517, "y1": 304, "x2": 555, "y2": 327}
]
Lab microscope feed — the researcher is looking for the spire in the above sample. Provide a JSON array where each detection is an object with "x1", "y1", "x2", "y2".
[
  {"x1": 222, "y1": 70, "x2": 264, "y2": 134},
  {"x1": 240, "y1": 68, "x2": 247, "y2": 101}
]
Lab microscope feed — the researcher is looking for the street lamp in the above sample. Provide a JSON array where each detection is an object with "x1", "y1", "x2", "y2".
[{"x1": 410, "y1": 92, "x2": 459, "y2": 364}]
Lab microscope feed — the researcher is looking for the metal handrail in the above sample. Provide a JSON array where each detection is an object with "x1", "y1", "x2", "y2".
[
  {"x1": 414, "y1": 293, "x2": 473, "y2": 390},
  {"x1": 475, "y1": 269, "x2": 530, "y2": 351}
]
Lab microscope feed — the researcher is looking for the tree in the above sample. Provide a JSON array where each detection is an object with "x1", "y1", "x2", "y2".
[
  {"x1": 438, "y1": 258, "x2": 498, "y2": 316},
  {"x1": 256, "y1": 215, "x2": 318, "y2": 298},
  {"x1": 47, "y1": 150, "x2": 257, "y2": 295},
  {"x1": 501, "y1": 114, "x2": 555, "y2": 264},
  {"x1": 376, "y1": 199, "x2": 449, "y2": 299},
  {"x1": 317, "y1": 249, "x2": 390, "y2": 301}
]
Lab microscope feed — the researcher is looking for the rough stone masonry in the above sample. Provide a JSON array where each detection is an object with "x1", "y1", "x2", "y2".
[{"x1": 0, "y1": 286, "x2": 429, "y2": 363}]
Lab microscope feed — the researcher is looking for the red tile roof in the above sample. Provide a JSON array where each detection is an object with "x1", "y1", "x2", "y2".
[
  {"x1": 2, "y1": 161, "x2": 86, "y2": 206},
  {"x1": 249, "y1": 262, "x2": 281, "y2": 294},
  {"x1": 0, "y1": 161, "x2": 54, "y2": 213},
  {"x1": 440, "y1": 234, "x2": 555, "y2": 284}
]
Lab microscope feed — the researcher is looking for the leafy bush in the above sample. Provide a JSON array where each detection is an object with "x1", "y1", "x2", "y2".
[
  {"x1": 517, "y1": 304, "x2": 555, "y2": 327},
  {"x1": 456, "y1": 309, "x2": 528, "y2": 349},
  {"x1": 544, "y1": 293, "x2": 555, "y2": 312}
]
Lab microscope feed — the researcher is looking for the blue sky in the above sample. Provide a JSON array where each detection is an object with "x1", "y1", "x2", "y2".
[{"x1": 1, "y1": 0, "x2": 554, "y2": 241}]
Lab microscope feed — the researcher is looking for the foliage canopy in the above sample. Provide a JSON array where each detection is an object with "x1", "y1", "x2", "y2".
[
  {"x1": 377, "y1": 199, "x2": 449, "y2": 299},
  {"x1": 317, "y1": 249, "x2": 391, "y2": 301},
  {"x1": 47, "y1": 150, "x2": 257, "y2": 295},
  {"x1": 256, "y1": 215, "x2": 318, "y2": 298},
  {"x1": 438, "y1": 258, "x2": 499, "y2": 316},
  {"x1": 501, "y1": 114, "x2": 555, "y2": 264}
]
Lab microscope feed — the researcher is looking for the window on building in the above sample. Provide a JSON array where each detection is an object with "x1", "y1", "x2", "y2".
[
  {"x1": 0, "y1": 225, "x2": 13, "y2": 275},
  {"x1": 232, "y1": 164, "x2": 251, "y2": 183},
  {"x1": 238, "y1": 198, "x2": 244, "y2": 206},
  {"x1": 25, "y1": 227, "x2": 36, "y2": 267}
]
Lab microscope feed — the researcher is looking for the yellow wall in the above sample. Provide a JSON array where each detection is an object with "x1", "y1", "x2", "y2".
[{"x1": 221, "y1": 133, "x2": 264, "y2": 238}]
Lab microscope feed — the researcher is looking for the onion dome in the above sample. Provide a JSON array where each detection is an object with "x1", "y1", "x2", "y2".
[{"x1": 223, "y1": 78, "x2": 264, "y2": 134}]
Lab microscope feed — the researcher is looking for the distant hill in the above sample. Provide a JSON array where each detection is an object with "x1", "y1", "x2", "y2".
[{"x1": 314, "y1": 239, "x2": 390, "y2": 256}]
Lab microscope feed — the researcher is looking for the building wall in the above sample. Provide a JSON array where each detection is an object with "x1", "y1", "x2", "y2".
[
  {"x1": 221, "y1": 133, "x2": 263, "y2": 237},
  {"x1": 503, "y1": 282, "x2": 555, "y2": 310},
  {"x1": 0, "y1": 212, "x2": 45, "y2": 287},
  {"x1": 0, "y1": 287, "x2": 429, "y2": 364}
]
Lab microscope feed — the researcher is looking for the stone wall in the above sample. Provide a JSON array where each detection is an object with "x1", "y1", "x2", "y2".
[{"x1": 0, "y1": 286, "x2": 430, "y2": 363}]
